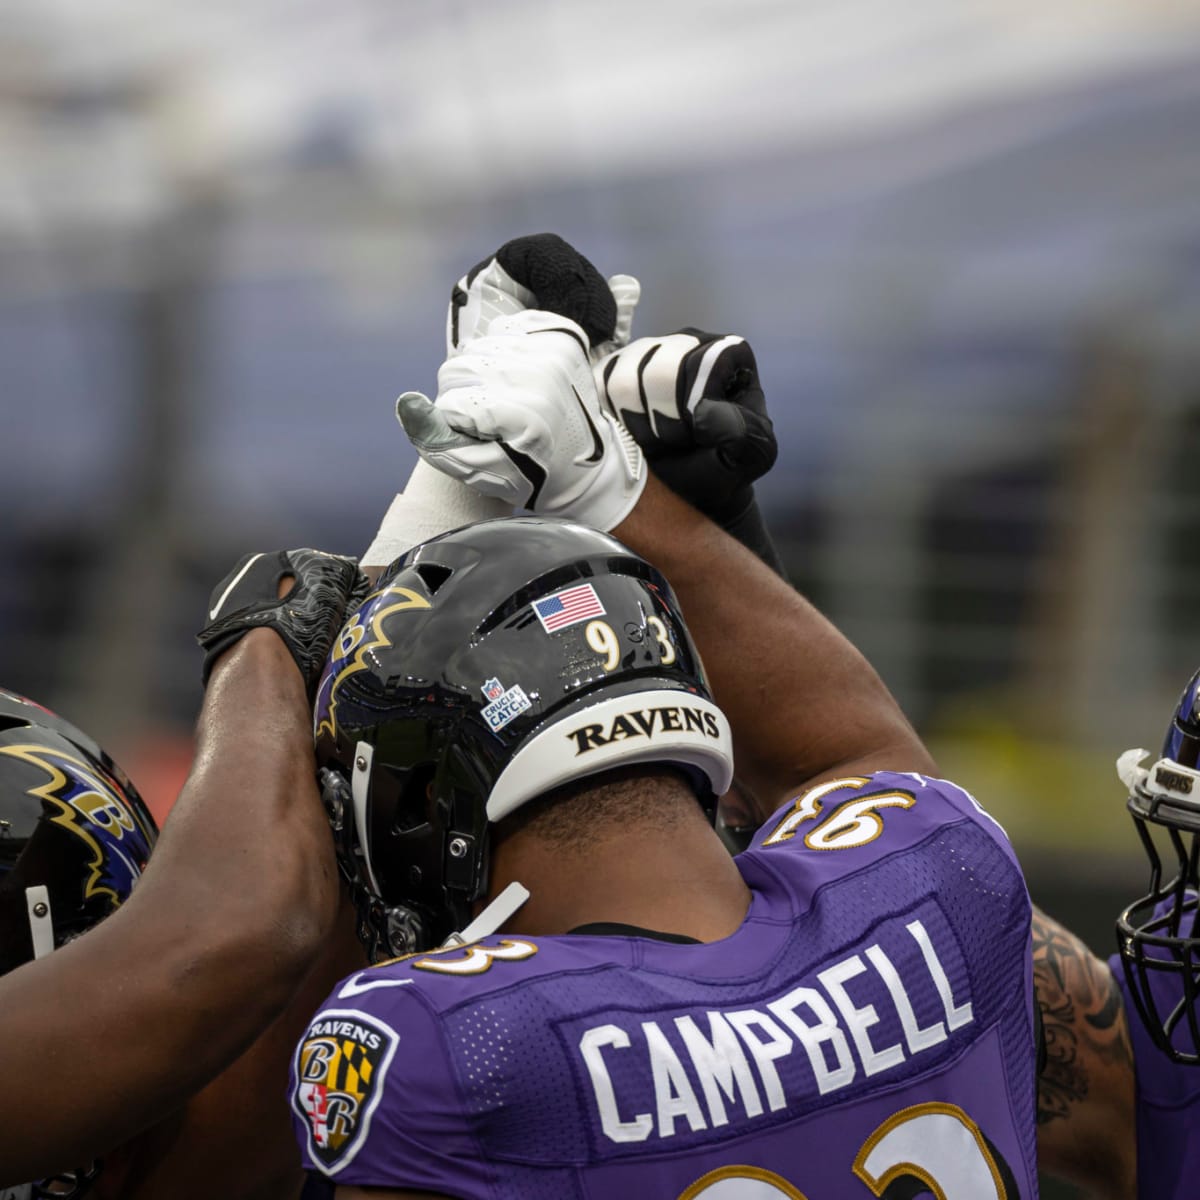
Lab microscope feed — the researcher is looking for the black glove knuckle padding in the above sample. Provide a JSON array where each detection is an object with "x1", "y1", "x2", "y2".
[
  {"x1": 197, "y1": 548, "x2": 367, "y2": 694},
  {"x1": 692, "y1": 396, "x2": 747, "y2": 446},
  {"x1": 597, "y1": 325, "x2": 786, "y2": 578},
  {"x1": 611, "y1": 329, "x2": 777, "y2": 521}
]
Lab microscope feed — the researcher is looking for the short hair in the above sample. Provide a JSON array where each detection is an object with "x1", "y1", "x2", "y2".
[{"x1": 494, "y1": 765, "x2": 705, "y2": 853}]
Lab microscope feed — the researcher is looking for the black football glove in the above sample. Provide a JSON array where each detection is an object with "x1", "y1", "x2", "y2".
[
  {"x1": 197, "y1": 549, "x2": 369, "y2": 695},
  {"x1": 595, "y1": 329, "x2": 786, "y2": 578}
]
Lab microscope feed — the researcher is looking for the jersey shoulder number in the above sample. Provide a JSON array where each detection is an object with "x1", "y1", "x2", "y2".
[{"x1": 758, "y1": 773, "x2": 920, "y2": 852}]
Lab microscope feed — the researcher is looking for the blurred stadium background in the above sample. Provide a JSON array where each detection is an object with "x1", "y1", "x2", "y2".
[{"x1": 4, "y1": 3, "x2": 1200, "y2": 1184}]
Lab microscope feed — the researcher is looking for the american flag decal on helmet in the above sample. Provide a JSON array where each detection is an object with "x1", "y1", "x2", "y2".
[{"x1": 531, "y1": 583, "x2": 605, "y2": 633}]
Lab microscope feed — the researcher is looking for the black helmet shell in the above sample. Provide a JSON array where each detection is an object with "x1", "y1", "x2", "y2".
[
  {"x1": 312, "y1": 517, "x2": 733, "y2": 953},
  {"x1": 0, "y1": 690, "x2": 157, "y2": 976}
]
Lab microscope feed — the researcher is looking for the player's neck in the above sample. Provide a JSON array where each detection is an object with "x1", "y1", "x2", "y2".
[{"x1": 488, "y1": 819, "x2": 751, "y2": 943}]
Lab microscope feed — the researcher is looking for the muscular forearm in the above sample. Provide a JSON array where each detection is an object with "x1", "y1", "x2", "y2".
[
  {"x1": 613, "y1": 475, "x2": 934, "y2": 818},
  {"x1": 1032, "y1": 905, "x2": 1136, "y2": 1198},
  {"x1": 145, "y1": 629, "x2": 338, "y2": 991},
  {"x1": 120, "y1": 895, "x2": 366, "y2": 1200},
  {"x1": 0, "y1": 630, "x2": 338, "y2": 1176}
]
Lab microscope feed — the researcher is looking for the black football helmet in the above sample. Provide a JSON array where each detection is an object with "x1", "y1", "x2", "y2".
[
  {"x1": 313, "y1": 516, "x2": 734, "y2": 959},
  {"x1": 1116, "y1": 666, "x2": 1200, "y2": 1063},
  {"x1": 0, "y1": 689, "x2": 158, "y2": 1197}
]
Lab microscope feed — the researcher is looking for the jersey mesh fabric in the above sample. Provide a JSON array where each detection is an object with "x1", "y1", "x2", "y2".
[
  {"x1": 491, "y1": 1162, "x2": 581, "y2": 1200},
  {"x1": 938, "y1": 830, "x2": 1038, "y2": 1185},
  {"x1": 295, "y1": 772, "x2": 1038, "y2": 1199},
  {"x1": 439, "y1": 817, "x2": 1035, "y2": 1183},
  {"x1": 445, "y1": 971, "x2": 615, "y2": 1161}
]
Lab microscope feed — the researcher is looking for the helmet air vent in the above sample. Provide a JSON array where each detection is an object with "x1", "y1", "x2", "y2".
[{"x1": 415, "y1": 563, "x2": 453, "y2": 594}]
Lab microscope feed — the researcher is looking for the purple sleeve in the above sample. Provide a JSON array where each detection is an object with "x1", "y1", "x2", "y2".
[
  {"x1": 1109, "y1": 951, "x2": 1200, "y2": 1200},
  {"x1": 290, "y1": 981, "x2": 490, "y2": 1195}
]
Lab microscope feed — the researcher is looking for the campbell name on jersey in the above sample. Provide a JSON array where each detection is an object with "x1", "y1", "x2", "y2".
[{"x1": 291, "y1": 771, "x2": 1038, "y2": 1200}]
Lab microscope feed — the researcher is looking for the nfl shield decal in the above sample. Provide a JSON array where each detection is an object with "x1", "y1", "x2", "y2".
[
  {"x1": 480, "y1": 676, "x2": 532, "y2": 732},
  {"x1": 292, "y1": 1007, "x2": 398, "y2": 1173}
]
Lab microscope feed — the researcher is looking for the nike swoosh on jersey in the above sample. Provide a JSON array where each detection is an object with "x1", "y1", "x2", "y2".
[{"x1": 337, "y1": 973, "x2": 415, "y2": 999}]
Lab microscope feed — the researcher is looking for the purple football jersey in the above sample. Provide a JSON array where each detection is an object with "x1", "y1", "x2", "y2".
[
  {"x1": 291, "y1": 771, "x2": 1038, "y2": 1199},
  {"x1": 1110, "y1": 923, "x2": 1200, "y2": 1199}
]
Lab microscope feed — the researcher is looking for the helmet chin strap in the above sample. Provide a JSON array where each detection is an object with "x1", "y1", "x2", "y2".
[
  {"x1": 25, "y1": 885, "x2": 53, "y2": 960},
  {"x1": 442, "y1": 881, "x2": 530, "y2": 948}
]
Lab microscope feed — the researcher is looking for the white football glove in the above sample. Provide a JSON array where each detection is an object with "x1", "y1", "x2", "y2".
[
  {"x1": 446, "y1": 233, "x2": 640, "y2": 363},
  {"x1": 397, "y1": 311, "x2": 646, "y2": 531}
]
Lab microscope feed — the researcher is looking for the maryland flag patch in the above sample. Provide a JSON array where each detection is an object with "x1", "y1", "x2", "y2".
[{"x1": 291, "y1": 1008, "x2": 398, "y2": 1173}]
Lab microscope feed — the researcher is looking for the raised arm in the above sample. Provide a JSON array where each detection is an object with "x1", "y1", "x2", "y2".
[
  {"x1": 612, "y1": 473, "x2": 933, "y2": 816},
  {"x1": 358, "y1": 233, "x2": 640, "y2": 585},
  {"x1": 396, "y1": 300, "x2": 932, "y2": 820},
  {"x1": 0, "y1": 549, "x2": 355, "y2": 1180}
]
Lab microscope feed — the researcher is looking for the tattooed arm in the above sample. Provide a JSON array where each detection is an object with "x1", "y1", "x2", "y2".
[{"x1": 1033, "y1": 906, "x2": 1136, "y2": 1198}]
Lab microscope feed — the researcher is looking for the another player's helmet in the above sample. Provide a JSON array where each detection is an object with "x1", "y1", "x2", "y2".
[
  {"x1": 0, "y1": 688, "x2": 158, "y2": 1196},
  {"x1": 313, "y1": 516, "x2": 733, "y2": 958},
  {"x1": 1116, "y1": 666, "x2": 1200, "y2": 1063}
]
